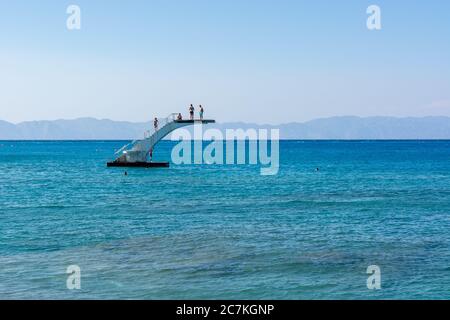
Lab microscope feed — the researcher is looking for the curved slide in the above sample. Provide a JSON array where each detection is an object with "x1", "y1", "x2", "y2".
[{"x1": 107, "y1": 114, "x2": 215, "y2": 167}]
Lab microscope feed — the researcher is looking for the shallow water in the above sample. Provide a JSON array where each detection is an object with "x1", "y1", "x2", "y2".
[{"x1": 0, "y1": 140, "x2": 449, "y2": 299}]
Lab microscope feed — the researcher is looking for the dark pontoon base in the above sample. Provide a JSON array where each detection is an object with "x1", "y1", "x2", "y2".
[{"x1": 107, "y1": 161, "x2": 169, "y2": 168}]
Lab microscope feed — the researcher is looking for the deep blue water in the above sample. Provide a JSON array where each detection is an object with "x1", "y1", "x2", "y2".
[{"x1": 0, "y1": 140, "x2": 449, "y2": 299}]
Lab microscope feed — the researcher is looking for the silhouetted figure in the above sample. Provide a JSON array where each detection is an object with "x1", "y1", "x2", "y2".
[
  {"x1": 124, "y1": 171, "x2": 128, "y2": 176},
  {"x1": 154, "y1": 117, "x2": 159, "y2": 131},
  {"x1": 189, "y1": 104, "x2": 194, "y2": 120},
  {"x1": 199, "y1": 105, "x2": 204, "y2": 120}
]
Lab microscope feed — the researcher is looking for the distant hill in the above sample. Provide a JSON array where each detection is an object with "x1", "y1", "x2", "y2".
[
  {"x1": 0, "y1": 118, "x2": 151, "y2": 140},
  {"x1": 2, "y1": 116, "x2": 450, "y2": 140}
]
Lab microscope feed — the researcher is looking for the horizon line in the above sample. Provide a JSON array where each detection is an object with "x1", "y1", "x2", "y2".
[{"x1": 3, "y1": 115, "x2": 450, "y2": 126}]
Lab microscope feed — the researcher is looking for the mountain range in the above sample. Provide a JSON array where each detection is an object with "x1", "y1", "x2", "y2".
[{"x1": 2, "y1": 116, "x2": 450, "y2": 140}]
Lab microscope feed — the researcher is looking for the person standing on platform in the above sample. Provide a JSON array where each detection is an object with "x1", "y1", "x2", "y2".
[
  {"x1": 189, "y1": 104, "x2": 194, "y2": 120},
  {"x1": 199, "y1": 105, "x2": 204, "y2": 120}
]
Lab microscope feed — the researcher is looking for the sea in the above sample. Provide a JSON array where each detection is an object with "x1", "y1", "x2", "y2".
[{"x1": 0, "y1": 140, "x2": 449, "y2": 299}]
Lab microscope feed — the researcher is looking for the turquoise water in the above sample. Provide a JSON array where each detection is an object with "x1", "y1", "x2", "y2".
[{"x1": 0, "y1": 140, "x2": 449, "y2": 299}]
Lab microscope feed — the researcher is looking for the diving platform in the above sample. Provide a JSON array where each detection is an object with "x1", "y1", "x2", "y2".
[
  {"x1": 107, "y1": 114, "x2": 215, "y2": 168},
  {"x1": 173, "y1": 119, "x2": 215, "y2": 124}
]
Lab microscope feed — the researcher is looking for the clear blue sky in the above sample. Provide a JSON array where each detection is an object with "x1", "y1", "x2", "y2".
[{"x1": 1, "y1": 0, "x2": 449, "y2": 124}]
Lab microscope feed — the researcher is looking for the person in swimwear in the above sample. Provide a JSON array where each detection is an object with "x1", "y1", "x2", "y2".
[
  {"x1": 189, "y1": 104, "x2": 194, "y2": 120},
  {"x1": 199, "y1": 105, "x2": 204, "y2": 120}
]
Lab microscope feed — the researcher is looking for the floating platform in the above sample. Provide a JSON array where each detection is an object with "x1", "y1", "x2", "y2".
[{"x1": 107, "y1": 161, "x2": 169, "y2": 168}]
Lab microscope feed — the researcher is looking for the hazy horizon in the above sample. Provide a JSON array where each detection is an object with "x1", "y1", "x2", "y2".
[
  {"x1": 3, "y1": 114, "x2": 450, "y2": 126},
  {"x1": 4, "y1": 115, "x2": 450, "y2": 140}
]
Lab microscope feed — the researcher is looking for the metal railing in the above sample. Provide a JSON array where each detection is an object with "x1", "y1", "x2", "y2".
[
  {"x1": 115, "y1": 113, "x2": 180, "y2": 156},
  {"x1": 144, "y1": 113, "x2": 179, "y2": 138}
]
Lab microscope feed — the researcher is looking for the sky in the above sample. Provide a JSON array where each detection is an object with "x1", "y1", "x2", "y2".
[{"x1": 0, "y1": 0, "x2": 449, "y2": 124}]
